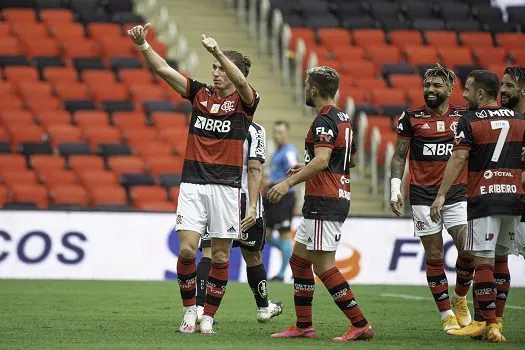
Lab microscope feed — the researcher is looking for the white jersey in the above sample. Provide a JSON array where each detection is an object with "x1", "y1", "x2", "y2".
[{"x1": 241, "y1": 122, "x2": 266, "y2": 219}]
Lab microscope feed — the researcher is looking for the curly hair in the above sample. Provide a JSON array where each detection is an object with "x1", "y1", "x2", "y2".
[{"x1": 423, "y1": 63, "x2": 457, "y2": 87}]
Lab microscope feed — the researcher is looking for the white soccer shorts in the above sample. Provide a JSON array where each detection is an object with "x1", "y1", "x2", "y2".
[
  {"x1": 294, "y1": 218, "x2": 344, "y2": 252},
  {"x1": 412, "y1": 201, "x2": 467, "y2": 237},
  {"x1": 175, "y1": 182, "x2": 241, "y2": 239},
  {"x1": 466, "y1": 215, "x2": 521, "y2": 255},
  {"x1": 513, "y1": 220, "x2": 525, "y2": 257}
]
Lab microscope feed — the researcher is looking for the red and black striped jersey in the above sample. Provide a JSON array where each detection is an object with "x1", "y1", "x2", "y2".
[
  {"x1": 302, "y1": 105, "x2": 353, "y2": 222},
  {"x1": 453, "y1": 106, "x2": 525, "y2": 219},
  {"x1": 397, "y1": 105, "x2": 467, "y2": 206},
  {"x1": 181, "y1": 78, "x2": 260, "y2": 188}
]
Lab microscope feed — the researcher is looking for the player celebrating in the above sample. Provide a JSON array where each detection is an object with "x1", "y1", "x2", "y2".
[
  {"x1": 430, "y1": 70, "x2": 525, "y2": 343},
  {"x1": 390, "y1": 64, "x2": 473, "y2": 332},
  {"x1": 268, "y1": 66, "x2": 374, "y2": 342},
  {"x1": 196, "y1": 121, "x2": 283, "y2": 323},
  {"x1": 128, "y1": 24, "x2": 260, "y2": 334}
]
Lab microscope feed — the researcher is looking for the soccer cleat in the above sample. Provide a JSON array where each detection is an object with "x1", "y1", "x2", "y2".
[
  {"x1": 442, "y1": 314, "x2": 461, "y2": 332},
  {"x1": 200, "y1": 315, "x2": 215, "y2": 334},
  {"x1": 487, "y1": 322, "x2": 505, "y2": 343},
  {"x1": 179, "y1": 306, "x2": 197, "y2": 333},
  {"x1": 333, "y1": 322, "x2": 374, "y2": 342},
  {"x1": 496, "y1": 316, "x2": 503, "y2": 334},
  {"x1": 257, "y1": 301, "x2": 283, "y2": 323},
  {"x1": 447, "y1": 320, "x2": 486, "y2": 336},
  {"x1": 451, "y1": 295, "x2": 472, "y2": 327},
  {"x1": 271, "y1": 325, "x2": 316, "y2": 339}
]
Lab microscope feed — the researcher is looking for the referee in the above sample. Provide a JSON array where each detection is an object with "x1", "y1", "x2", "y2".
[{"x1": 264, "y1": 121, "x2": 298, "y2": 282}]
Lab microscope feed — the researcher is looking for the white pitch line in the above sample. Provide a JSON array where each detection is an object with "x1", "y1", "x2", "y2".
[{"x1": 380, "y1": 293, "x2": 525, "y2": 310}]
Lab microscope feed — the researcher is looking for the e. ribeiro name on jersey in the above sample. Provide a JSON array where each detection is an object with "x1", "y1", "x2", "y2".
[
  {"x1": 181, "y1": 78, "x2": 260, "y2": 188},
  {"x1": 396, "y1": 105, "x2": 467, "y2": 206},
  {"x1": 240, "y1": 122, "x2": 266, "y2": 219},
  {"x1": 453, "y1": 106, "x2": 525, "y2": 220},
  {"x1": 303, "y1": 106, "x2": 354, "y2": 222}
]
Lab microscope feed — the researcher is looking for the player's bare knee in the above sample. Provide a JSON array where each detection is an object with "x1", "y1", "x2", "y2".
[
  {"x1": 421, "y1": 233, "x2": 444, "y2": 260},
  {"x1": 179, "y1": 244, "x2": 197, "y2": 260},
  {"x1": 242, "y1": 249, "x2": 262, "y2": 267}
]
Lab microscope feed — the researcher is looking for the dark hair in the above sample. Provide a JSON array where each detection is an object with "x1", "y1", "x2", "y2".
[
  {"x1": 467, "y1": 70, "x2": 500, "y2": 99},
  {"x1": 504, "y1": 66, "x2": 525, "y2": 86},
  {"x1": 274, "y1": 120, "x2": 290, "y2": 129},
  {"x1": 223, "y1": 50, "x2": 252, "y2": 77},
  {"x1": 307, "y1": 66, "x2": 339, "y2": 99},
  {"x1": 424, "y1": 63, "x2": 456, "y2": 87}
]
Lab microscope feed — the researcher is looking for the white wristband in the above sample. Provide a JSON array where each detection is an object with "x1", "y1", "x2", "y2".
[
  {"x1": 390, "y1": 178, "x2": 402, "y2": 202},
  {"x1": 138, "y1": 41, "x2": 150, "y2": 51}
]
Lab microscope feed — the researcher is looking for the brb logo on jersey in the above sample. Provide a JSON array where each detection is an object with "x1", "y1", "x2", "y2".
[
  {"x1": 422, "y1": 143, "x2": 453, "y2": 156},
  {"x1": 195, "y1": 116, "x2": 231, "y2": 133}
]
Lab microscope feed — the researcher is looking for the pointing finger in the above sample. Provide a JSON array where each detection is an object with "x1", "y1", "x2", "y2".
[{"x1": 201, "y1": 34, "x2": 207, "y2": 40}]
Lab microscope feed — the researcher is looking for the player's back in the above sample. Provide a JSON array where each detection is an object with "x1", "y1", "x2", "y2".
[
  {"x1": 303, "y1": 105, "x2": 353, "y2": 222},
  {"x1": 454, "y1": 106, "x2": 525, "y2": 219}
]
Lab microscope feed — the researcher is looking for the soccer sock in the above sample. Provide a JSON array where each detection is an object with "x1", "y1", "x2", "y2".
[
  {"x1": 319, "y1": 266, "x2": 368, "y2": 327},
  {"x1": 203, "y1": 261, "x2": 229, "y2": 318},
  {"x1": 290, "y1": 254, "x2": 315, "y2": 328},
  {"x1": 473, "y1": 287, "x2": 483, "y2": 322},
  {"x1": 278, "y1": 239, "x2": 292, "y2": 279},
  {"x1": 454, "y1": 256, "x2": 474, "y2": 298},
  {"x1": 196, "y1": 257, "x2": 211, "y2": 307},
  {"x1": 425, "y1": 258, "x2": 451, "y2": 314},
  {"x1": 473, "y1": 264, "x2": 497, "y2": 324},
  {"x1": 246, "y1": 264, "x2": 269, "y2": 308},
  {"x1": 494, "y1": 256, "x2": 510, "y2": 318},
  {"x1": 177, "y1": 256, "x2": 197, "y2": 307}
]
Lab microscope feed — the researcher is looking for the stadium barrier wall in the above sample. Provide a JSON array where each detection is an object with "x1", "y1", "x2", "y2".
[{"x1": 1, "y1": 211, "x2": 524, "y2": 286}]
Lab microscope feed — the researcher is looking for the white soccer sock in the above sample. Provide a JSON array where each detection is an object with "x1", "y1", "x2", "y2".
[{"x1": 440, "y1": 309, "x2": 454, "y2": 320}]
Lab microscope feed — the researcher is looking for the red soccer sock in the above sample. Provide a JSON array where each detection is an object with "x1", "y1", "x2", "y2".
[
  {"x1": 455, "y1": 256, "x2": 474, "y2": 297},
  {"x1": 203, "y1": 261, "x2": 229, "y2": 318},
  {"x1": 290, "y1": 254, "x2": 315, "y2": 328},
  {"x1": 177, "y1": 256, "x2": 197, "y2": 307},
  {"x1": 474, "y1": 264, "x2": 497, "y2": 324},
  {"x1": 319, "y1": 267, "x2": 367, "y2": 327},
  {"x1": 494, "y1": 256, "x2": 510, "y2": 318},
  {"x1": 425, "y1": 259, "x2": 451, "y2": 312}
]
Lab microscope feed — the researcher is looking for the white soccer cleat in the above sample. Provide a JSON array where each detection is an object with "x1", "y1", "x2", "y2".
[
  {"x1": 179, "y1": 306, "x2": 197, "y2": 333},
  {"x1": 256, "y1": 301, "x2": 283, "y2": 323},
  {"x1": 200, "y1": 315, "x2": 215, "y2": 334},
  {"x1": 196, "y1": 305, "x2": 204, "y2": 324}
]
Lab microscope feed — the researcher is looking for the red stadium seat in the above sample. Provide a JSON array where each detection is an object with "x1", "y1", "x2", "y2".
[
  {"x1": 53, "y1": 82, "x2": 90, "y2": 100},
  {"x1": 133, "y1": 140, "x2": 174, "y2": 157},
  {"x1": 69, "y1": 155, "x2": 105, "y2": 173},
  {"x1": 389, "y1": 74, "x2": 423, "y2": 91},
  {"x1": 0, "y1": 94, "x2": 24, "y2": 112},
  {"x1": 0, "y1": 110, "x2": 34, "y2": 127},
  {"x1": 0, "y1": 23, "x2": 10, "y2": 37},
  {"x1": 389, "y1": 30, "x2": 423, "y2": 50},
  {"x1": 36, "y1": 111, "x2": 72, "y2": 128},
  {"x1": 44, "y1": 67, "x2": 78, "y2": 84},
  {"x1": 38, "y1": 169, "x2": 78, "y2": 188},
  {"x1": 338, "y1": 87, "x2": 369, "y2": 104},
  {"x1": 113, "y1": 111, "x2": 147, "y2": 129},
  {"x1": 90, "y1": 83, "x2": 129, "y2": 102},
  {"x1": 47, "y1": 125, "x2": 83, "y2": 145},
  {"x1": 49, "y1": 184, "x2": 89, "y2": 206},
  {"x1": 331, "y1": 46, "x2": 366, "y2": 62},
  {"x1": 25, "y1": 96, "x2": 63, "y2": 115},
  {"x1": 152, "y1": 112, "x2": 188, "y2": 129},
  {"x1": 8, "y1": 125, "x2": 44, "y2": 145},
  {"x1": 0, "y1": 154, "x2": 27, "y2": 170},
  {"x1": 99, "y1": 37, "x2": 135, "y2": 58},
  {"x1": 121, "y1": 127, "x2": 157, "y2": 143},
  {"x1": 405, "y1": 46, "x2": 438, "y2": 65},
  {"x1": 474, "y1": 48, "x2": 507, "y2": 67},
  {"x1": 61, "y1": 38, "x2": 98, "y2": 58},
  {"x1": 0, "y1": 82, "x2": 14, "y2": 96},
  {"x1": 39, "y1": 9, "x2": 74, "y2": 24},
  {"x1": 407, "y1": 89, "x2": 425, "y2": 107},
  {"x1": 496, "y1": 33, "x2": 525, "y2": 51},
  {"x1": 460, "y1": 32, "x2": 494, "y2": 48},
  {"x1": 30, "y1": 155, "x2": 65, "y2": 173},
  {"x1": 90, "y1": 186, "x2": 127, "y2": 206},
  {"x1": 377, "y1": 131, "x2": 397, "y2": 165},
  {"x1": 449, "y1": 90, "x2": 466, "y2": 106},
  {"x1": 4, "y1": 67, "x2": 39, "y2": 82},
  {"x1": 78, "y1": 170, "x2": 118, "y2": 190},
  {"x1": 289, "y1": 27, "x2": 316, "y2": 51},
  {"x1": 169, "y1": 187, "x2": 180, "y2": 204},
  {"x1": 318, "y1": 28, "x2": 352, "y2": 49},
  {"x1": 75, "y1": 111, "x2": 110, "y2": 127},
  {"x1": 83, "y1": 126, "x2": 121, "y2": 149},
  {"x1": 0, "y1": 186, "x2": 7, "y2": 207},
  {"x1": 8, "y1": 184, "x2": 48, "y2": 208},
  {"x1": 0, "y1": 170, "x2": 37, "y2": 187},
  {"x1": 82, "y1": 71, "x2": 116, "y2": 86},
  {"x1": 354, "y1": 78, "x2": 387, "y2": 89},
  {"x1": 0, "y1": 37, "x2": 22, "y2": 55},
  {"x1": 88, "y1": 23, "x2": 122, "y2": 41},
  {"x1": 130, "y1": 186, "x2": 167, "y2": 207},
  {"x1": 510, "y1": 49, "x2": 525, "y2": 66},
  {"x1": 2, "y1": 9, "x2": 36, "y2": 22},
  {"x1": 11, "y1": 23, "x2": 49, "y2": 39},
  {"x1": 366, "y1": 46, "x2": 402, "y2": 66},
  {"x1": 0, "y1": 128, "x2": 7, "y2": 142},
  {"x1": 48, "y1": 23, "x2": 85, "y2": 41},
  {"x1": 425, "y1": 31, "x2": 459, "y2": 47},
  {"x1": 146, "y1": 156, "x2": 184, "y2": 175},
  {"x1": 438, "y1": 47, "x2": 474, "y2": 67},
  {"x1": 137, "y1": 200, "x2": 177, "y2": 212},
  {"x1": 352, "y1": 29, "x2": 386, "y2": 47},
  {"x1": 119, "y1": 69, "x2": 155, "y2": 86},
  {"x1": 108, "y1": 156, "x2": 145, "y2": 175},
  {"x1": 341, "y1": 60, "x2": 376, "y2": 78},
  {"x1": 371, "y1": 89, "x2": 407, "y2": 105},
  {"x1": 129, "y1": 84, "x2": 167, "y2": 102},
  {"x1": 365, "y1": 115, "x2": 395, "y2": 151},
  {"x1": 147, "y1": 39, "x2": 167, "y2": 58},
  {"x1": 17, "y1": 82, "x2": 53, "y2": 100}
]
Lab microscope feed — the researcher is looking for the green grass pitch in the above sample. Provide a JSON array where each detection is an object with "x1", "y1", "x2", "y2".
[{"x1": 1, "y1": 280, "x2": 524, "y2": 349}]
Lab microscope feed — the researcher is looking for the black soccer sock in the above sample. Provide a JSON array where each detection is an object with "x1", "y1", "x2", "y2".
[
  {"x1": 196, "y1": 257, "x2": 211, "y2": 307},
  {"x1": 247, "y1": 264, "x2": 269, "y2": 308}
]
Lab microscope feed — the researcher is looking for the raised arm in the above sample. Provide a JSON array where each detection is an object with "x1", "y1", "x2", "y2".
[
  {"x1": 201, "y1": 35, "x2": 255, "y2": 106},
  {"x1": 127, "y1": 24, "x2": 187, "y2": 95}
]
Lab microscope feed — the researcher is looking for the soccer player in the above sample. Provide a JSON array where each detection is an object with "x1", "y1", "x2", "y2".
[
  {"x1": 268, "y1": 66, "x2": 374, "y2": 342},
  {"x1": 264, "y1": 121, "x2": 298, "y2": 282},
  {"x1": 390, "y1": 64, "x2": 473, "y2": 332},
  {"x1": 128, "y1": 24, "x2": 260, "y2": 334},
  {"x1": 430, "y1": 70, "x2": 525, "y2": 342},
  {"x1": 196, "y1": 121, "x2": 283, "y2": 323}
]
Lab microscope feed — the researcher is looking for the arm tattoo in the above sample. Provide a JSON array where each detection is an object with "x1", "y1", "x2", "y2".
[{"x1": 391, "y1": 139, "x2": 410, "y2": 179}]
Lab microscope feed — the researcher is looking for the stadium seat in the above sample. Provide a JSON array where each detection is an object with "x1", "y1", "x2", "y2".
[
  {"x1": 338, "y1": 87, "x2": 369, "y2": 104},
  {"x1": 49, "y1": 184, "x2": 89, "y2": 206},
  {"x1": 74, "y1": 57, "x2": 106, "y2": 73},
  {"x1": 424, "y1": 31, "x2": 458, "y2": 47},
  {"x1": 129, "y1": 84, "x2": 166, "y2": 102},
  {"x1": 30, "y1": 155, "x2": 65, "y2": 173},
  {"x1": 147, "y1": 156, "x2": 184, "y2": 176},
  {"x1": 109, "y1": 57, "x2": 143, "y2": 71},
  {"x1": 0, "y1": 38, "x2": 23, "y2": 56},
  {"x1": 39, "y1": 9, "x2": 74, "y2": 24},
  {"x1": 99, "y1": 37, "x2": 135, "y2": 58},
  {"x1": 63, "y1": 100, "x2": 96, "y2": 113},
  {"x1": 120, "y1": 173, "x2": 155, "y2": 188},
  {"x1": 101, "y1": 101, "x2": 134, "y2": 114},
  {"x1": 2, "y1": 8, "x2": 37, "y2": 22},
  {"x1": 98, "y1": 143, "x2": 132, "y2": 158},
  {"x1": 119, "y1": 69, "x2": 155, "y2": 85},
  {"x1": 0, "y1": 186, "x2": 7, "y2": 207},
  {"x1": 0, "y1": 170, "x2": 37, "y2": 187},
  {"x1": 137, "y1": 200, "x2": 177, "y2": 212},
  {"x1": 47, "y1": 125, "x2": 83, "y2": 145},
  {"x1": 158, "y1": 173, "x2": 182, "y2": 188},
  {"x1": 366, "y1": 46, "x2": 402, "y2": 66},
  {"x1": 74, "y1": 111, "x2": 110, "y2": 127},
  {"x1": 438, "y1": 47, "x2": 474, "y2": 67},
  {"x1": 8, "y1": 125, "x2": 44, "y2": 145},
  {"x1": 38, "y1": 169, "x2": 78, "y2": 188},
  {"x1": 78, "y1": 170, "x2": 118, "y2": 190},
  {"x1": 0, "y1": 154, "x2": 27, "y2": 170},
  {"x1": 0, "y1": 94, "x2": 24, "y2": 112},
  {"x1": 405, "y1": 46, "x2": 438, "y2": 65},
  {"x1": 133, "y1": 141, "x2": 174, "y2": 157},
  {"x1": 331, "y1": 46, "x2": 365, "y2": 62},
  {"x1": 18, "y1": 142, "x2": 53, "y2": 156},
  {"x1": 0, "y1": 110, "x2": 34, "y2": 127},
  {"x1": 8, "y1": 184, "x2": 48, "y2": 208},
  {"x1": 4, "y1": 66, "x2": 40, "y2": 82},
  {"x1": 61, "y1": 38, "x2": 99, "y2": 58},
  {"x1": 342, "y1": 60, "x2": 376, "y2": 78},
  {"x1": 26, "y1": 96, "x2": 63, "y2": 115},
  {"x1": 121, "y1": 127, "x2": 157, "y2": 143},
  {"x1": 371, "y1": 89, "x2": 407, "y2": 105},
  {"x1": 88, "y1": 23, "x2": 122, "y2": 40},
  {"x1": 22, "y1": 38, "x2": 61, "y2": 58},
  {"x1": 108, "y1": 156, "x2": 145, "y2": 175},
  {"x1": 17, "y1": 82, "x2": 54, "y2": 100},
  {"x1": 58, "y1": 142, "x2": 92, "y2": 157},
  {"x1": 474, "y1": 48, "x2": 507, "y2": 66},
  {"x1": 318, "y1": 28, "x2": 352, "y2": 49},
  {"x1": 90, "y1": 185, "x2": 127, "y2": 206},
  {"x1": 407, "y1": 89, "x2": 425, "y2": 107},
  {"x1": 389, "y1": 74, "x2": 423, "y2": 90},
  {"x1": 112, "y1": 111, "x2": 147, "y2": 128},
  {"x1": 460, "y1": 32, "x2": 494, "y2": 48},
  {"x1": 169, "y1": 186, "x2": 180, "y2": 204},
  {"x1": 352, "y1": 29, "x2": 386, "y2": 47},
  {"x1": 496, "y1": 33, "x2": 525, "y2": 51},
  {"x1": 36, "y1": 111, "x2": 71, "y2": 128},
  {"x1": 151, "y1": 112, "x2": 187, "y2": 129},
  {"x1": 82, "y1": 70, "x2": 115, "y2": 86},
  {"x1": 53, "y1": 82, "x2": 90, "y2": 100},
  {"x1": 83, "y1": 127, "x2": 121, "y2": 149},
  {"x1": 389, "y1": 30, "x2": 423, "y2": 49},
  {"x1": 68, "y1": 155, "x2": 105, "y2": 173},
  {"x1": 90, "y1": 83, "x2": 129, "y2": 103},
  {"x1": 130, "y1": 186, "x2": 167, "y2": 207},
  {"x1": 44, "y1": 67, "x2": 78, "y2": 84},
  {"x1": 511, "y1": 49, "x2": 525, "y2": 66},
  {"x1": 354, "y1": 78, "x2": 387, "y2": 89}
]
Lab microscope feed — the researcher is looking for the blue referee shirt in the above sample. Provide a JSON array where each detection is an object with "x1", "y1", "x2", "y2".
[{"x1": 269, "y1": 144, "x2": 298, "y2": 192}]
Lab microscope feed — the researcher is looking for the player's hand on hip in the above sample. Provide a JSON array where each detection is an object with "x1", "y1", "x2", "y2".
[
  {"x1": 268, "y1": 181, "x2": 291, "y2": 204},
  {"x1": 521, "y1": 146, "x2": 525, "y2": 162},
  {"x1": 201, "y1": 34, "x2": 220, "y2": 54},
  {"x1": 390, "y1": 194, "x2": 404, "y2": 217},
  {"x1": 287, "y1": 163, "x2": 305, "y2": 176},
  {"x1": 240, "y1": 207, "x2": 257, "y2": 232},
  {"x1": 430, "y1": 195, "x2": 445, "y2": 223},
  {"x1": 127, "y1": 23, "x2": 151, "y2": 45}
]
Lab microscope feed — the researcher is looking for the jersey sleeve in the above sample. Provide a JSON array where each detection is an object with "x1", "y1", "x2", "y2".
[
  {"x1": 313, "y1": 115, "x2": 338, "y2": 149},
  {"x1": 453, "y1": 116, "x2": 473, "y2": 151},
  {"x1": 396, "y1": 111, "x2": 413, "y2": 139},
  {"x1": 182, "y1": 78, "x2": 207, "y2": 103},
  {"x1": 248, "y1": 124, "x2": 266, "y2": 163},
  {"x1": 240, "y1": 87, "x2": 260, "y2": 117}
]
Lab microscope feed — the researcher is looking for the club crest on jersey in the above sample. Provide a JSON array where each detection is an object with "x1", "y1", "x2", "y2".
[
  {"x1": 221, "y1": 100, "x2": 235, "y2": 113},
  {"x1": 436, "y1": 121, "x2": 445, "y2": 132},
  {"x1": 450, "y1": 121, "x2": 458, "y2": 132}
]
